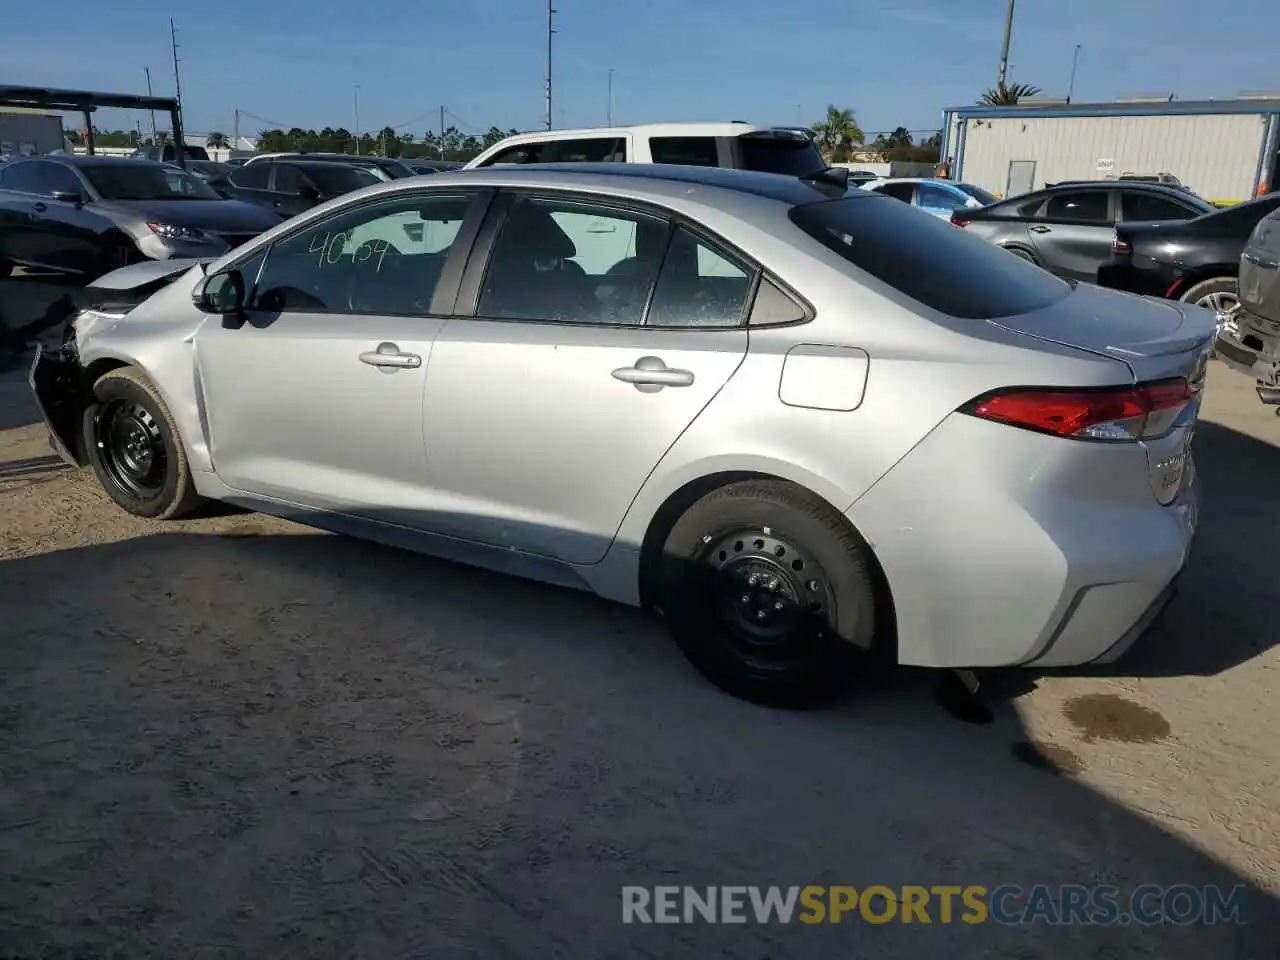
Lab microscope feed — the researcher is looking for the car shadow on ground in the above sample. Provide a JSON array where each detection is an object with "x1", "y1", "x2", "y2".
[
  {"x1": 2, "y1": 469, "x2": 1278, "y2": 955},
  {"x1": 0, "y1": 454, "x2": 67, "y2": 491}
]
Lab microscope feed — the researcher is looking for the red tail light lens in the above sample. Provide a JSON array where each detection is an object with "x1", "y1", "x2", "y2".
[
  {"x1": 1111, "y1": 232, "x2": 1132, "y2": 257},
  {"x1": 950, "y1": 211, "x2": 970, "y2": 228},
  {"x1": 961, "y1": 378, "x2": 1194, "y2": 442}
]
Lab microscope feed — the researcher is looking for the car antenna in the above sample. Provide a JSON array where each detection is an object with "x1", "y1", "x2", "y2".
[{"x1": 799, "y1": 165, "x2": 850, "y2": 195}]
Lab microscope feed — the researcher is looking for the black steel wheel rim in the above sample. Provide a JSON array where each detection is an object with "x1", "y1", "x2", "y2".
[
  {"x1": 96, "y1": 399, "x2": 167, "y2": 499},
  {"x1": 697, "y1": 528, "x2": 836, "y2": 665}
]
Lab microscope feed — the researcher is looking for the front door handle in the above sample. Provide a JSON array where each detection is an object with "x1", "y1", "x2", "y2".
[
  {"x1": 612, "y1": 356, "x2": 695, "y2": 393},
  {"x1": 1029, "y1": 224, "x2": 1052, "y2": 234},
  {"x1": 359, "y1": 342, "x2": 422, "y2": 371}
]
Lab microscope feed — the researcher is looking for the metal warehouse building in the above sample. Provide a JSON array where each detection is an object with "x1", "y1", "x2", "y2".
[{"x1": 941, "y1": 96, "x2": 1280, "y2": 205}]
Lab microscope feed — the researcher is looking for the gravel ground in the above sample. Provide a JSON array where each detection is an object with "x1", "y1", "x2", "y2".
[{"x1": 0, "y1": 334, "x2": 1277, "y2": 958}]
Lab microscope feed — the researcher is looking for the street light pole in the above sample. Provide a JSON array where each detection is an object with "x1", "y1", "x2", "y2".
[
  {"x1": 996, "y1": 0, "x2": 1016, "y2": 89},
  {"x1": 1067, "y1": 43, "x2": 1082, "y2": 102},
  {"x1": 353, "y1": 85, "x2": 361, "y2": 155},
  {"x1": 607, "y1": 68, "x2": 615, "y2": 126}
]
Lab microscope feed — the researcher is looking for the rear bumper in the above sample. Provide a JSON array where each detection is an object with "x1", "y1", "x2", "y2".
[
  {"x1": 847, "y1": 413, "x2": 1197, "y2": 669},
  {"x1": 1214, "y1": 313, "x2": 1280, "y2": 396},
  {"x1": 28, "y1": 342, "x2": 88, "y2": 467}
]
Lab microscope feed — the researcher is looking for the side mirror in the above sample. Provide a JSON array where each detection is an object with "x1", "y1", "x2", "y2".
[
  {"x1": 193, "y1": 270, "x2": 246, "y2": 314},
  {"x1": 50, "y1": 190, "x2": 84, "y2": 205}
]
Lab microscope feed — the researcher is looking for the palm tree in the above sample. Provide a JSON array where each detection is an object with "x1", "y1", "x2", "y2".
[
  {"x1": 980, "y1": 82, "x2": 1042, "y2": 106},
  {"x1": 810, "y1": 105, "x2": 864, "y2": 162},
  {"x1": 206, "y1": 131, "x2": 229, "y2": 149}
]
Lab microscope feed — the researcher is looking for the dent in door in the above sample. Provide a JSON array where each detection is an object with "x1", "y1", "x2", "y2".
[{"x1": 778, "y1": 344, "x2": 870, "y2": 411}]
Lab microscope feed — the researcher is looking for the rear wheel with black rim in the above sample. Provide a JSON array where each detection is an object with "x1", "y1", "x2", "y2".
[
  {"x1": 658, "y1": 480, "x2": 879, "y2": 707},
  {"x1": 83, "y1": 367, "x2": 203, "y2": 519}
]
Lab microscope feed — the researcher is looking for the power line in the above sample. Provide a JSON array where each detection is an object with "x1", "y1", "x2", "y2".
[{"x1": 443, "y1": 109, "x2": 482, "y2": 133}]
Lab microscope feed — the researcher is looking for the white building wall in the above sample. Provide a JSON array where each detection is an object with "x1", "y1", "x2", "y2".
[{"x1": 956, "y1": 113, "x2": 1267, "y2": 203}]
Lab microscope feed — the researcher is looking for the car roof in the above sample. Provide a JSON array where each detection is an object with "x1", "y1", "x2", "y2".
[
  {"x1": 483, "y1": 122, "x2": 785, "y2": 145},
  {"x1": 34, "y1": 154, "x2": 164, "y2": 169},
  {"x1": 278, "y1": 158, "x2": 379, "y2": 170},
  {"x1": 411, "y1": 162, "x2": 863, "y2": 206}
]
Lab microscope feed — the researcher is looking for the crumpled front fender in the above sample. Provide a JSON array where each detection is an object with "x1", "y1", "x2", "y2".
[{"x1": 28, "y1": 340, "x2": 89, "y2": 467}]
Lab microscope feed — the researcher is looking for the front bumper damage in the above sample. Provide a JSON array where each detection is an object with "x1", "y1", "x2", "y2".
[
  {"x1": 1213, "y1": 308, "x2": 1280, "y2": 405},
  {"x1": 28, "y1": 340, "x2": 89, "y2": 467}
]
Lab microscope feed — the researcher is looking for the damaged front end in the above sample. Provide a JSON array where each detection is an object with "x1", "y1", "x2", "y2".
[
  {"x1": 1214, "y1": 307, "x2": 1280, "y2": 408},
  {"x1": 28, "y1": 259, "x2": 209, "y2": 467}
]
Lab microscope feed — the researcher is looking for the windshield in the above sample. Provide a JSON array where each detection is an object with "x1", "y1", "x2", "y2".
[
  {"x1": 789, "y1": 195, "x2": 1071, "y2": 320},
  {"x1": 736, "y1": 133, "x2": 825, "y2": 176},
  {"x1": 82, "y1": 163, "x2": 222, "y2": 200},
  {"x1": 374, "y1": 158, "x2": 417, "y2": 179},
  {"x1": 957, "y1": 183, "x2": 999, "y2": 206},
  {"x1": 302, "y1": 164, "x2": 381, "y2": 194}
]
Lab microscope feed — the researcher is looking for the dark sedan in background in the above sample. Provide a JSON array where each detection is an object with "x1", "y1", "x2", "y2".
[
  {"x1": 406, "y1": 159, "x2": 464, "y2": 174},
  {"x1": 222, "y1": 158, "x2": 382, "y2": 217},
  {"x1": 242, "y1": 152, "x2": 417, "y2": 180},
  {"x1": 0, "y1": 155, "x2": 281, "y2": 279},
  {"x1": 1097, "y1": 192, "x2": 1280, "y2": 312},
  {"x1": 951, "y1": 180, "x2": 1216, "y2": 281}
]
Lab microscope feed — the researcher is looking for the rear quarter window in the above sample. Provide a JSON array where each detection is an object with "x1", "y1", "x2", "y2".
[{"x1": 789, "y1": 195, "x2": 1071, "y2": 320}]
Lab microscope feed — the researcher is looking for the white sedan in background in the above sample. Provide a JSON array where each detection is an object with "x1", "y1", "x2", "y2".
[{"x1": 860, "y1": 177, "x2": 998, "y2": 219}]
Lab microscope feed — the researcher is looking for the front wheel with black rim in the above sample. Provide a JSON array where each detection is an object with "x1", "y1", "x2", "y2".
[
  {"x1": 83, "y1": 367, "x2": 203, "y2": 519},
  {"x1": 658, "y1": 480, "x2": 879, "y2": 707}
]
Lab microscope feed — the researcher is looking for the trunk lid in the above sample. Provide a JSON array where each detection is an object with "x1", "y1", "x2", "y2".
[
  {"x1": 1239, "y1": 207, "x2": 1280, "y2": 327},
  {"x1": 989, "y1": 281, "x2": 1215, "y2": 383}
]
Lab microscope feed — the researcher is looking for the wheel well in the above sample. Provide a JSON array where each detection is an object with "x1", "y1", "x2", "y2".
[
  {"x1": 637, "y1": 471, "x2": 898, "y2": 659},
  {"x1": 82, "y1": 357, "x2": 131, "y2": 389},
  {"x1": 1170, "y1": 268, "x2": 1236, "y2": 299},
  {"x1": 999, "y1": 243, "x2": 1038, "y2": 263}
]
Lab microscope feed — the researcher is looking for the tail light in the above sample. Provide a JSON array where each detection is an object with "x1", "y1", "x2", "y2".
[
  {"x1": 960, "y1": 378, "x2": 1194, "y2": 442},
  {"x1": 950, "y1": 211, "x2": 970, "y2": 228},
  {"x1": 1111, "y1": 232, "x2": 1132, "y2": 257}
]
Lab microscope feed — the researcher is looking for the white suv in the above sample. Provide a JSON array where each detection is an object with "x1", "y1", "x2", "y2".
[{"x1": 463, "y1": 122, "x2": 824, "y2": 175}]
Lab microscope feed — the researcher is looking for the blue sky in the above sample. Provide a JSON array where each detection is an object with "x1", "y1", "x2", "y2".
[{"x1": 4, "y1": 0, "x2": 1278, "y2": 141}]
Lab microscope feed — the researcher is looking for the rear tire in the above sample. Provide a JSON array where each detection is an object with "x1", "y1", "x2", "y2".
[
  {"x1": 658, "y1": 480, "x2": 878, "y2": 707},
  {"x1": 83, "y1": 367, "x2": 203, "y2": 520},
  {"x1": 1004, "y1": 246, "x2": 1037, "y2": 264},
  {"x1": 1179, "y1": 276, "x2": 1238, "y2": 313}
]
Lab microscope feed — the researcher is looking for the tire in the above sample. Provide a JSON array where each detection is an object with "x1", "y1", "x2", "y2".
[
  {"x1": 1004, "y1": 246, "x2": 1037, "y2": 264},
  {"x1": 1178, "y1": 276, "x2": 1238, "y2": 313},
  {"x1": 82, "y1": 366, "x2": 203, "y2": 520},
  {"x1": 658, "y1": 480, "x2": 878, "y2": 707}
]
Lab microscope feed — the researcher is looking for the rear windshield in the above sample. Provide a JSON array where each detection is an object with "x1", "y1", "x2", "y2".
[
  {"x1": 302, "y1": 164, "x2": 381, "y2": 194},
  {"x1": 736, "y1": 134, "x2": 825, "y2": 176},
  {"x1": 789, "y1": 195, "x2": 1072, "y2": 319},
  {"x1": 957, "y1": 182, "x2": 998, "y2": 206}
]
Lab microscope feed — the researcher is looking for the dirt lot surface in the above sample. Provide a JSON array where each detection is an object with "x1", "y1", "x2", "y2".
[{"x1": 1, "y1": 330, "x2": 1278, "y2": 957}]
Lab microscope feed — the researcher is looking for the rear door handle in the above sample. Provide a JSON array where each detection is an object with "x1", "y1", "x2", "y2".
[
  {"x1": 31, "y1": 202, "x2": 47, "y2": 213},
  {"x1": 359, "y1": 342, "x2": 422, "y2": 370},
  {"x1": 612, "y1": 356, "x2": 695, "y2": 392},
  {"x1": 1029, "y1": 224, "x2": 1052, "y2": 234}
]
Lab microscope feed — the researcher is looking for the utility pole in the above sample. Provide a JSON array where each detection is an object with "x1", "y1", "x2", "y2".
[
  {"x1": 169, "y1": 19, "x2": 183, "y2": 131},
  {"x1": 144, "y1": 67, "x2": 157, "y2": 143},
  {"x1": 353, "y1": 85, "x2": 361, "y2": 155},
  {"x1": 439, "y1": 104, "x2": 445, "y2": 160},
  {"x1": 232, "y1": 107, "x2": 239, "y2": 152},
  {"x1": 1067, "y1": 44, "x2": 1082, "y2": 102},
  {"x1": 996, "y1": 0, "x2": 1015, "y2": 89},
  {"x1": 607, "y1": 68, "x2": 614, "y2": 126},
  {"x1": 545, "y1": 0, "x2": 556, "y2": 130}
]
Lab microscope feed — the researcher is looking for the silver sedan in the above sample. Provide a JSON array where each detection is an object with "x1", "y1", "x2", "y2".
[{"x1": 29, "y1": 163, "x2": 1212, "y2": 706}]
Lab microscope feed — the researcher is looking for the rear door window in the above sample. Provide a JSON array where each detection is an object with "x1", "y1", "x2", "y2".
[
  {"x1": 1043, "y1": 190, "x2": 1111, "y2": 223},
  {"x1": 483, "y1": 138, "x2": 625, "y2": 165},
  {"x1": 1120, "y1": 191, "x2": 1197, "y2": 221},
  {"x1": 649, "y1": 137, "x2": 719, "y2": 167},
  {"x1": 734, "y1": 134, "x2": 824, "y2": 176},
  {"x1": 871, "y1": 181, "x2": 916, "y2": 204},
  {"x1": 789, "y1": 194, "x2": 1071, "y2": 320}
]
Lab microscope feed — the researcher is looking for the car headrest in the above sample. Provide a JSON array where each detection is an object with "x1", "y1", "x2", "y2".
[{"x1": 501, "y1": 205, "x2": 576, "y2": 260}]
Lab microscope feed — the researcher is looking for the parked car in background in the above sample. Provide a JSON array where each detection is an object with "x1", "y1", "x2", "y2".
[
  {"x1": 407, "y1": 160, "x2": 464, "y2": 174},
  {"x1": 951, "y1": 181, "x2": 1217, "y2": 282},
  {"x1": 1097, "y1": 192, "x2": 1280, "y2": 311},
  {"x1": 465, "y1": 122, "x2": 826, "y2": 177},
  {"x1": 244, "y1": 152, "x2": 416, "y2": 180},
  {"x1": 0, "y1": 155, "x2": 280, "y2": 279},
  {"x1": 859, "y1": 177, "x2": 997, "y2": 219},
  {"x1": 1208, "y1": 205, "x2": 1280, "y2": 408},
  {"x1": 131, "y1": 143, "x2": 212, "y2": 164},
  {"x1": 844, "y1": 169, "x2": 881, "y2": 186},
  {"x1": 223, "y1": 159, "x2": 383, "y2": 218},
  {"x1": 29, "y1": 162, "x2": 1209, "y2": 706},
  {"x1": 225, "y1": 158, "x2": 249, "y2": 167}
]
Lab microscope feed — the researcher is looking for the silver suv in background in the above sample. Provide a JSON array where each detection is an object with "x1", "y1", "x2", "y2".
[{"x1": 1215, "y1": 205, "x2": 1280, "y2": 408}]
